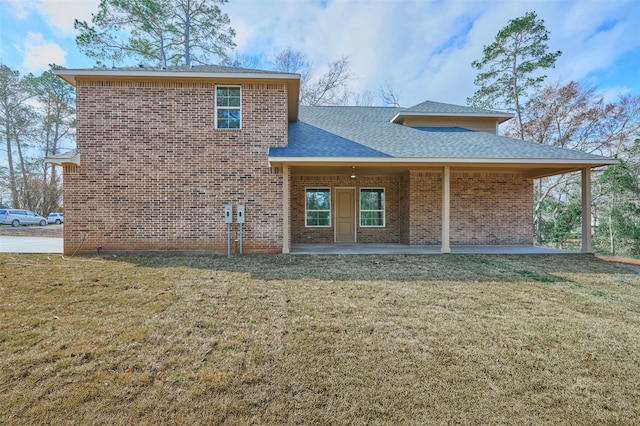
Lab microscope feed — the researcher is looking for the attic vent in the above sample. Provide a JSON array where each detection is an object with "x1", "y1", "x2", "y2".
[{"x1": 64, "y1": 164, "x2": 78, "y2": 173}]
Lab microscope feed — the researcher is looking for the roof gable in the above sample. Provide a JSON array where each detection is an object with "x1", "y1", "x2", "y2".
[{"x1": 391, "y1": 100, "x2": 514, "y2": 124}]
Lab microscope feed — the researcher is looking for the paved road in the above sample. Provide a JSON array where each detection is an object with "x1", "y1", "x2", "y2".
[{"x1": 0, "y1": 236, "x2": 63, "y2": 253}]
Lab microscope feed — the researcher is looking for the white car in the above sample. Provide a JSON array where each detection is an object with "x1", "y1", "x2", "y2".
[
  {"x1": 48, "y1": 213, "x2": 64, "y2": 224},
  {"x1": 0, "y1": 209, "x2": 48, "y2": 227}
]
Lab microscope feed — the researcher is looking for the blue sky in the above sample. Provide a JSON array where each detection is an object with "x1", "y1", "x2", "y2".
[{"x1": 1, "y1": 0, "x2": 639, "y2": 107}]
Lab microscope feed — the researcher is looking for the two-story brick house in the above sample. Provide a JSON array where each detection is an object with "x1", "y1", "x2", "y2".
[{"x1": 47, "y1": 65, "x2": 615, "y2": 255}]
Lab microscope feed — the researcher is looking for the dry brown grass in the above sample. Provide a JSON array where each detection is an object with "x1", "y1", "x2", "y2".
[{"x1": 1, "y1": 253, "x2": 639, "y2": 425}]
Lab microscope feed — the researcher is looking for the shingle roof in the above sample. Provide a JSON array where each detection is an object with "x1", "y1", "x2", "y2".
[
  {"x1": 403, "y1": 100, "x2": 511, "y2": 116},
  {"x1": 269, "y1": 105, "x2": 614, "y2": 164},
  {"x1": 99, "y1": 64, "x2": 286, "y2": 74}
]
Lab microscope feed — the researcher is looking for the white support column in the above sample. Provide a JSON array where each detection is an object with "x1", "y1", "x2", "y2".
[
  {"x1": 581, "y1": 167, "x2": 592, "y2": 253},
  {"x1": 441, "y1": 166, "x2": 451, "y2": 254},
  {"x1": 282, "y1": 164, "x2": 291, "y2": 254}
]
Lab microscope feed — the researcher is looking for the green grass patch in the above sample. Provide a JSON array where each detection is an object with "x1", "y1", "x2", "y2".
[{"x1": 1, "y1": 253, "x2": 639, "y2": 425}]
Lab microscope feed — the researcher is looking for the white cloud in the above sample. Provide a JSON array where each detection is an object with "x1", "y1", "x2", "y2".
[
  {"x1": 19, "y1": 32, "x2": 67, "y2": 73},
  {"x1": 36, "y1": 0, "x2": 100, "y2": 36},
  {"x1": 226, "y1": 0, "x2": 640, "y2": 105},
  {"x1": 4, "y1": 0, "x2": 31, "y2": 19}
]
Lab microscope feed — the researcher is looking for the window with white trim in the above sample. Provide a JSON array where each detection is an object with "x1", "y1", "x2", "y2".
[
  {"x1": 215, "y1": 86, "x2": 241, "y2": 129},
  {"x1": 305, "y1": 188, "x2": 331, "y2": 227},
  {"x1": 360, "y1": 188, "x2": 385, "y2": 227}
]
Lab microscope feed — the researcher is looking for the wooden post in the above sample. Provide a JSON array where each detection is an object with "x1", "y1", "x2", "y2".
[
  {"x1": 441, "y1": 166, "x2": 451, "y2": 254},
  {"x1": 282, "y1": 164, "x2": 290, "y2": 254},
  {"x1": 581, "y1": 167, "x2": 592, "y2": 253}
]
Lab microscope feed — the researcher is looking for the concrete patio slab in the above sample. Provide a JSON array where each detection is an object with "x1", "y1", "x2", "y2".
[
  {"x1": 291, "y1": 243, "x2": 576, "y2": 255},
  {"x1": 0, "y1": 236, "x2": 63, "y2": 254}
]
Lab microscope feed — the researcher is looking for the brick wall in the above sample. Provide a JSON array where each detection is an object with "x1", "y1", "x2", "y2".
[
  {"x1": 449, "y1": 172, "x2": 533, "y2": 245},
  {"x1": 407, "y1": 170, "x2": 442, "y2": 245},
  {"x1": 406, "y1": 170, "x2": 532, "y2": 245},
  {"x1": 288, "y1": 170, "x2": 533, "y2": 247},
  {"x1": 65, "y1": 79, "x2": 288, "y2": 254}
]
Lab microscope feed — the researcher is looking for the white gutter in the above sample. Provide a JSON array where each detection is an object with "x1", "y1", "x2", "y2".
[{"x1": 268, "y1": 156, "x2": 618, "y2": 167}]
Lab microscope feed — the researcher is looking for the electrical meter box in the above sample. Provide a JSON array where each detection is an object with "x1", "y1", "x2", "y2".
[
  {"x1": 224, "y1": 204, "x2": 233, "y2": 223},
  {"x1": 237, "y1": 204, "x2": 245, "y2": 223}
]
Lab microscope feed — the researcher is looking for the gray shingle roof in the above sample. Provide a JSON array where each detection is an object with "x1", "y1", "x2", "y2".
[
  {"x1": 403, "y1": 100, "x2": 511, "y2": 116},
  {"x1": 102, "y1": 64, "x2": 287, "y2": 74},
  {"x1": 269, "y1": 105, "x2": 614, "y2": 163}
]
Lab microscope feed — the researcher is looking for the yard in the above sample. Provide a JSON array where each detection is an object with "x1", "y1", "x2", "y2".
[{"x1": 1, "y1": 253, "x2": 639, "y2": 425}]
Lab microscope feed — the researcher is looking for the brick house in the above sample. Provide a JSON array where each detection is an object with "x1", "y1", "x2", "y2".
[{"x1": 47, "y1": 65, "x2": 615, "y2": 255}]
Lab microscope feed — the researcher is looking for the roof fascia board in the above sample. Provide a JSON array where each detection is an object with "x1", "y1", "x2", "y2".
[
  {"x1": 53, "y1": 69, "x2": 300, "y2": 86},
  {"x1": 390, "y1": 111, "x2": 514, "y2": 124},
  {"x1": 268, "y1": 156, "x2": 618, "y2": 167},
  {"x1": 45, "y1": 153, "x2": 80, "y2": 166}
]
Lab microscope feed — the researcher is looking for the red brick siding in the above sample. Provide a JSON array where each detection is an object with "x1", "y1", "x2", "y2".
[
  {"x1": 450, "y1": 172, "x2": 533, "y2": 245},
  {"x1": 406, "y1": 170, "x2": 532, "y2": 245},
  {"x1": 65, "y1": 79, "x2": 287, "y2": 254},
  {"x1": 407, "y1": 171, "x2": 442, "y2": 245}
]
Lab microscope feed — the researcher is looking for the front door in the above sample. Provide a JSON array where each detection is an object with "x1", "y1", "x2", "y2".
[{"x1": 335, "y1": 188, "x2": 356, "y2": 242}]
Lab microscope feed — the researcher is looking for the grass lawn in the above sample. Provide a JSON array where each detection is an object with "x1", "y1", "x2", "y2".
[{"x1": 1, "y1": 253, "x2": 639, "y2": 425}]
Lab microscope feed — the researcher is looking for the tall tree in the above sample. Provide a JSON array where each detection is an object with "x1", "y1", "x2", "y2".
[
  {"x1": 25, "y1": 66, "x2": 76, "y2": 214},
  {"x1": 75, "y1": 0, "x2": 236, "y2": 67},
  {"x1": 0, "y1": 65, "x2": 34, "y2": 207},
  {"x1": 0, "y1": 65, "x2": 76, "y2": 213},
  {"x1": 468, "y1": 11, "x2": 561, "y2": 138}
]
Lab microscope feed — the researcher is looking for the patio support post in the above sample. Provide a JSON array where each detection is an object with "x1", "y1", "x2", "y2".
[
  {"x1": 441, "y1": 166, "x2": 451, "y2": 253},
  {"x1": 581, "y1": 167, "x2": 592, "y2": 253},
  {"x1": 283, "y1": 164, "x2": 290, "y2": 254}
]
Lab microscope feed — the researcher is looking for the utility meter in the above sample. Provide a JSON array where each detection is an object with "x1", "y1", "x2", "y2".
[
  {"x1": 237, "y1": 204, "x2": 245, "y2": 224},
  {"x1": 224, "y1": 204, "x2": 233, "y2": 223}
]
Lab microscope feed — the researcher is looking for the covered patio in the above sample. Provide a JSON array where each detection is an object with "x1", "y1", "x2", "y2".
[{"x1": 291, "y1": 243, "x2": 577, "y2": 255}]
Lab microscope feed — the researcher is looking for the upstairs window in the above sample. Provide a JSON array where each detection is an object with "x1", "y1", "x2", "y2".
[
  {"x1": 360, "y1": 188, "x2": 385, "y2": 227},
  {"x1": 305, "y1": 188, "x2": 331, "y2": 227},
  {"x1": 216, "y1": 86, "x2": 241, "y2": 129}
]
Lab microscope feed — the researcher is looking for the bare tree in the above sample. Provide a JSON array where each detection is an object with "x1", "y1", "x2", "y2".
[
  {"x1": 517, "y1": 80, "x2": 640, "y2": 249},
  {"x1": 270, "y1": 48, "x2": 354, "y2": 106},
  {"x1": 379, "y1": 82, "x2": 402, "y2": 107}
]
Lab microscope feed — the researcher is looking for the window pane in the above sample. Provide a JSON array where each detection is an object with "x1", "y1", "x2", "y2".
[
  {"x1": 360, "y1": 189, "x2": 384, "y2": 227},
  {"x1": 306, "y1": 190, "x2": 330, "y2": 210},
  {"x1": 360, "y1": 189, "x2": 384, "y2": 210},
  {"x1": 306, "y1": 211, "x2": 330, "y2": 227},
  {"x1": 306, "y1": 189, "x2": 331, "y2": 227},
  {"x1": 216, "y1": 87, "x2": 241, "y2": 107},
  {"x1": 217, "y1": 109, "x2": 241, "y2": 129},
  {"x1": 360, "y1": 211, "x2": 384, "y2": 226}
]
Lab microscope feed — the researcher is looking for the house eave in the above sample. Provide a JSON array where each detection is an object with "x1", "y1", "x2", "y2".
[
  {"x1": 390, "y1": 111, "x2": 514, "y2": 124},
  {"x1": 45, "y1": 152, "x2": 81, "y2": 167},
  {"x1": 268, "y1": 156, "x2": 618, "y2": 166},
  {"x1": 268, "y1": 156, "x2": 618, "y2": 179},
  {"x1": 53, "y1": 68, "x2": 300, "y2": 85}
]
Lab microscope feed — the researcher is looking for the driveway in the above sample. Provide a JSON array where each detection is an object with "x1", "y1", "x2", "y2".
[{"x1": 0, "y1": 236, "x2": 63, "y2": 253}]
